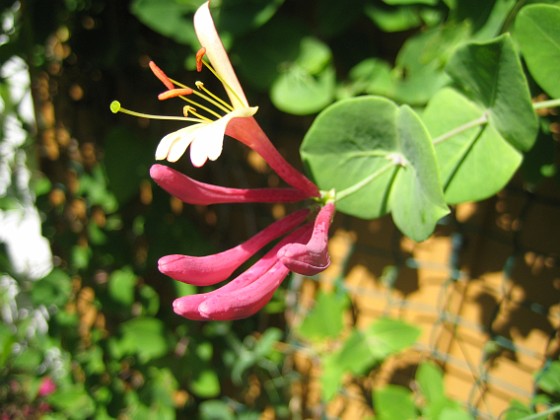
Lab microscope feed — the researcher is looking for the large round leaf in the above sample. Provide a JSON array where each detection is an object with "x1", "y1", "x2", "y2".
[
  {"x1": 423, "y1": 88, "x2": 522, "y2": 204},
  {"x1": 515, "y1": 4, "x2": 560, "y2": 99},
  {"x1": 301, "y1": 96, "x2": 448, "y2": 241},
  {"x1": 445, "y1": 34, "x2": 537, "y2": 152}
]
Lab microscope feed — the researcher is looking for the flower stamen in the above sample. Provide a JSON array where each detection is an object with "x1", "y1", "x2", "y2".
[
  {"x1": 149, "y1": 61, "x2": 174, "y2": 90},
  {"x1": 183, "y1": 105, "x2": 212, "y2": 122},
  {"x1": 196, "y1": 47, "x2": 206, "y2": 72},
  {"x1": 157, "y1": 88, "x2": 194, "y2": 101},
  {"x1": 198, "y1": 57, "x2": 247, "y2": 110},
  {"x1": 196, "y1": 81, "x2": 234, "y2": 112},
  {"x1": 110, "y1": 100, "x2": 203, "y2": 123}
]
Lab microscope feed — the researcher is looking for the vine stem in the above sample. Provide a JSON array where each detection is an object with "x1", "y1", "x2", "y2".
[
  {"x1": 336, "y1": 161, "x2": 396, "y2": 201},
  {"x1": 433, "y1": 98, "x2": 560, "y2": 145},
  {"x1": 533, "y1": 98, "x2": 560, "y2": 110}
]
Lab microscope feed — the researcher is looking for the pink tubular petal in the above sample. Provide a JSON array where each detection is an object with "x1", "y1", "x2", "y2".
[
  {"x1": 277, "y1": 202, "x2": 335, "y2": 276},
  {"x1": 172, "y1": 224, "x2": 313, "y2": 321},
  {"x1": 226, "y1": 117, "x2": 320, "y2": 198},
  {"x1": 198, "y1": 261, "x2": 289, "y2": 320},
  {"x1": 159, "y1": 209, "x2": 310, "y2": 285},
  {"x1": 150, "y1": 164, "x2": 310, "y2": 205}
]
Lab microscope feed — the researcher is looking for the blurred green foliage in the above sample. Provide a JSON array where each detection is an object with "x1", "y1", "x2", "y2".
[{"x1": 1, "y1": 0, "x2": 559, "y2": 418}]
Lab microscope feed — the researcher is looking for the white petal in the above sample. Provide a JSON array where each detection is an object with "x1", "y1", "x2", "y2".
[
  {"x1": 155, "y1": 126, "x2": 197, "y2": 162},
  {"x1": 194, "y1": 2, "x2": 248, "y2": 109}
]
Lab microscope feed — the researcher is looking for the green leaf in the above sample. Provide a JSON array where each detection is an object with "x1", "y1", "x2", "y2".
[
  {"x1": 320, "y1": 318, "x2": 420, "y2": 400},
  {"x1": 270, "y1": 37, "x2": 335, "y2": 115},
  {"x1": 0, "y1": 324, "x2": 15, "y2": 368},
  {"x1": 416, "y1": 361, "x2": 445, "y2": 405},
  {"x1": 301, "y1": 96, "x2": 448, "y2": 241},
  {"x1": 446, "y1": 34, "x2": 538, "y2": 153},
  {"x1": 46, "y1": 385, "x2": 96, "y2": 419},
  {"x1": 423, "y1": 88, "x2": 523, "y2": 203},
  {"x1": 108, "y1": 267, "x2": 137, "y2": 307},
  {"x1": 384, "y1": 0, "x2": 437, "y2": 4},
  {"x1": 216, "y1": 0, "x2": 284, "y2": 35},
  {"x1": 365, "y1": 4, "x2": 422, "y2": 32},
  {"x1": 416, "y1": 361, "x2": 464, "y2": 419},
  {"x1": 117, "y1": 317, "x2": 169, "y2": 362},
  {"x1": 515, "y1": 4, "x2": 560, "y2": 98},
  {"x1": 536, "y1": 360, "x2": 560, "y2": 395},
  {"x1": 191, "y1": 368, "x2": 221, "y2": 398},
  {"x1": 233, "y1": 17, "x2": 306, "y2": 91},
  {"x1": 296, "y1": 291, "x2": 348, "y2": 340},
  {"x1": 31, "y1": 268, "x2": 72, "y2": 307},
  {"x1": 199, "y1": 400, "x2": 235, "y2": 420},
  {"x1": 373, "y1": 385, "x2": 417, "y2": 420},
  {"x1": 130, "y1": 0, "x2": 201, "y2": 46},
  {"x1": 503, "y1": 400, "x2": 533, "y2": 420}
]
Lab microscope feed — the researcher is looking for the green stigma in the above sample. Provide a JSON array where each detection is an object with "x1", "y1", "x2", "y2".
[{"x1": 110, "y1": 100, "x2": 121, "y2": 114}]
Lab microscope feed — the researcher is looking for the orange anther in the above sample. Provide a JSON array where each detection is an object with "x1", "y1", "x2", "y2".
[
  {"x1": 158, "y1": 88, "x2": 194, "y2": 101},
  {"x1": 196, "y1": 48, "x2": 206, "y2": 72},
  {"x1": 149, "y1": 61, "x2": 174, "y2": 90}
]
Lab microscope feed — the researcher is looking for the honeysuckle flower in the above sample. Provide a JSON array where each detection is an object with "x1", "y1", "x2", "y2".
[
  {"x1": 158, "y1": 208, "x2": 310, "y2": 285},
  {"x1": 110, "y1": 1, "x2": 319, "y2": 198},
  {"x1": 157, "y1": 189, "x2": 335, "y2": 320},
  {"x1": 173, "y1": 223, "x2": 314, "y2": 321},
  {"x1": 277, "y1": 202, "x2": 334, "y2": 276}
]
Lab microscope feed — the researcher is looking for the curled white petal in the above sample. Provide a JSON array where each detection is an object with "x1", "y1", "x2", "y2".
[
  {"x1": 194, "y1": 2, "x2": 248, "y2": 109},
  {"x1": 156, "y1": 106, "x2": 258, "y2": 166},
  {"x1": 155, "y1": 126, "x2": 198, "y2": 162}
]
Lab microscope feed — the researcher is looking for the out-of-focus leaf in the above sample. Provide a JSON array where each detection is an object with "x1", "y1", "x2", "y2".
[
  {"x1": 536, "y1": 360, "x2": 560, "y2": 395},
  {"x1": 0, "y1": 324, "x2": 15, "y2": 368},
  {"x1": 138, "y1": 284, "x2": 160, "y2": 316},
  {"x1": 321, "y1": 318, "x2": 420, "y2": 400},
  {"x1": 374, "y1": 385, "x2": 416, "y2": 420},
  {"x1": 515, "y1": 4, "x2": 560, "y2": 99},
  {"x1": 216, "y1": 0, "x2": 284, "y2": 35},
  {"x1": 46, "y1": 385, "x2": 96, "y2": 419},
  {"x1": 116, "y1": 317, "x2": 169, "y2": 362},
  {"x1": 503, "y1": 400, "x2": 533, "y2": 420},
  {"x1": 199, "y1": 400, "x2": 235, "y2": 420},
  {"x1": 108, "y1": 267, "x2": 137, "y2": 308},
  {"x1": 31, "y1": 268, "x2": 72, "y2": 307},
  {"x1": 416, "y1": 361, "x2": 445, "y2": 405},
  {"x1": 365, "y1": 4, "x2": 422, "y2": 32},
  {"x1": 233, "y1": 16, "x2": 306, "y2": 91},
  {"x1": 416, "y1": 361, "x2": 464, "y2": 419},
  {"x1": 296, "y1": 291, "x2": 348, "y2": 340},
  {"x1": 191, "y1": 368, "x2": 221, "y2": 398},
  {"x1": 130, "y1": 0, "x2": 201, "y2": 46},
  {"x1": 271, "y1": 37, "x2": 335, "y2": 115}
]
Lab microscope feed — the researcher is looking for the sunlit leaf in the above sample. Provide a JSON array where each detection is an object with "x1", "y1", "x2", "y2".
[
  {"x1": 297, "y1": 291, "x2": 348, "y2": 340},
  {"x1": 536, "y1": 360, "x2": 560, "y2": 395},
  {"x1": 301, "y1": 96, "x2": 448, "y2": 241},
  {"x1": 320, "y1": 318, "x2": 420, "y2": 400},
  {"x1": 374, "y1": 385, "x2": 416, "y2": 420},
  {"x1": 515, "y1": 4, "x2": 560, "y2": 98}
]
